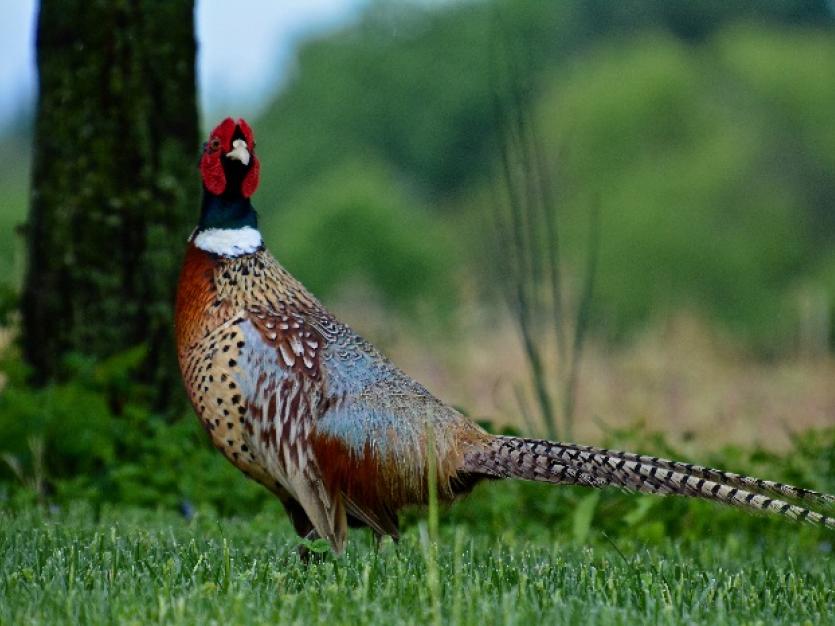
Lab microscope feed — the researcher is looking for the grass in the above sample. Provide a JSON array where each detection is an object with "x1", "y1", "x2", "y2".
[{"x1": 0, "y1": 502, "x2": 832, "y2": 625}]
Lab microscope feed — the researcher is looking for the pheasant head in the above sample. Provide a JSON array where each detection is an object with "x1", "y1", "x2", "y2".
[
  {"x1": 200, "y1": 117, "x2": 260, "y2": 198},
  {"x1": 194, "y1": 118, "x2": 263, "y2": 257}
]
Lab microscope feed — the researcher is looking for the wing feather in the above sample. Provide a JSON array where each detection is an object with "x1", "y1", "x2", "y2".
[{"x1": 235, "y1": 308, "x2": 349, "y2": 551}]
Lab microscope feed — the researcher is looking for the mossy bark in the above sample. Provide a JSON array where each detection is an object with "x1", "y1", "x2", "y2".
[{"x1": 22, "y1": 0, "x2": 198, "y2": 410}]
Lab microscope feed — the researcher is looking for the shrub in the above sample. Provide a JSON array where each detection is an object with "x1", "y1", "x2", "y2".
[{"x1": 259, "y1": 159, "x2": 455, "y2": 316}]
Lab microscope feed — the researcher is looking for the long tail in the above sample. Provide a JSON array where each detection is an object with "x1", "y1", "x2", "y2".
[{"x1": 464, "y1": 436, "x2": 835, "y2": 530}]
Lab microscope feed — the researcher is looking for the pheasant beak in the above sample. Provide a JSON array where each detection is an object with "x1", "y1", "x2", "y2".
[{"x1": 226, "y1": 139, "x2": 251, "y2": 166}]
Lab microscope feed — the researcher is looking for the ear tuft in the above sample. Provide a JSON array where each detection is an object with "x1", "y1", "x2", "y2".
[
  {"x1": 237, "y1": 118, "x2": 255, "y2": 146},
  {"x1": 238, "y1": 119, "x2": 259, "y2": 197}
]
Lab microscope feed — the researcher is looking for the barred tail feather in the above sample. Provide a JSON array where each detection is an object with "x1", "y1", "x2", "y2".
[
  {"x1": 556, "y1": 441, "x2": 835, "y2": 509},
  {"x1": 465, "y1": 436, "x2": 835, "y2": 530}
]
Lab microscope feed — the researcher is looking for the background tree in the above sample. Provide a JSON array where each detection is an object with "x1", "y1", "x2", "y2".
[{"x1": 22, "y1": 0, "x2": 198, "y2": 409}]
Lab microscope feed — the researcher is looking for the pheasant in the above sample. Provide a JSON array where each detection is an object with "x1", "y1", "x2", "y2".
[{"x1": 176, "y1": 117, "x2": 835, "y2": 553}]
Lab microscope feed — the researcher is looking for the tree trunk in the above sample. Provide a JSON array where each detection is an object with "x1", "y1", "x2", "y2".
[{"x1": 22, "y1": 0, "x2": 198, "y2": 410}]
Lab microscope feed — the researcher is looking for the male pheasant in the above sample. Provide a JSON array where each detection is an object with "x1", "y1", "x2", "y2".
[{"x1": 176, "y1": 118, "x2": 835, "y2": 553}]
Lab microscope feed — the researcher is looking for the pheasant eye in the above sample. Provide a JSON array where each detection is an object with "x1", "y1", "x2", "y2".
[{"x1": 209, "y1": 138, "x2": 221, "y2": 151}]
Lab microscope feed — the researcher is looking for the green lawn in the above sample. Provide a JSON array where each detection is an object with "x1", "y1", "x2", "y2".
[{"x1": 1, "y1": 503, "x2": 832, "y2": 625}]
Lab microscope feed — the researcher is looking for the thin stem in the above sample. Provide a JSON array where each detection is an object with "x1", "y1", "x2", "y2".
[{"x1": 563, "y1": 198, "x2": 600, "y2": 439}]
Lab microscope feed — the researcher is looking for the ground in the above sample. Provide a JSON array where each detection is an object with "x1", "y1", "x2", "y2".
[{"x1": 1, "y1": 498, "x2": 832, "y2": 626}]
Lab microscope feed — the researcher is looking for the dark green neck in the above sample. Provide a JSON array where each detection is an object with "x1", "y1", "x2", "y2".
[{"x1": 198, "y1": 193, "x2": 258, "y2": 231}]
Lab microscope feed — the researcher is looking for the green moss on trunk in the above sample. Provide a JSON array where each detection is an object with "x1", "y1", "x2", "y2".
[{"x1": 22, "y1": 0, "x2": 198, "y2": 410}]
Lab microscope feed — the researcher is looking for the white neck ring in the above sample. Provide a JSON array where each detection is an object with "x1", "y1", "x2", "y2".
[{"x1": 193, "y1": 226, "x2": 263, "y2": 257}]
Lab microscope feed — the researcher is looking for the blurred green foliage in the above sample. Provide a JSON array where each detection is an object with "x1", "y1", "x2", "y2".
[
  {"x1": 1, "y1": 1, "x2": 833, "y2": 348},
  {"x1": 0, "y1": 348, "x2": 267, "y2": 515},
  {"x1": 260, "y1": 160, "x2": 455, "y2": 313},
  {"x1": 0, "y1": 345, "x2": 833, "y2": 543},
  {"x1": 251, "y1": 1, "x2": 835, "y2": 350},
  {"x1": 534, "y1": 27, "x2": 835, "y2": 344},
  {"x1": 0, "y1": 136, "x2": 28, "y2": 289}
]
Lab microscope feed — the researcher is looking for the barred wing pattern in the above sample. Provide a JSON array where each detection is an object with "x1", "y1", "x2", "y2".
[{"x1": 234, "y1": 306, "x2": 349, "y2": 548}]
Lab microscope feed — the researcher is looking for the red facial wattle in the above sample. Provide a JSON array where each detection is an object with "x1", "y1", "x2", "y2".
[
  {"x1": 236, "y1": 119, "x2": 260, "y2": 198},
  {"x1": 199, "y1": 117, "x2": 260, "y2": 198}
]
